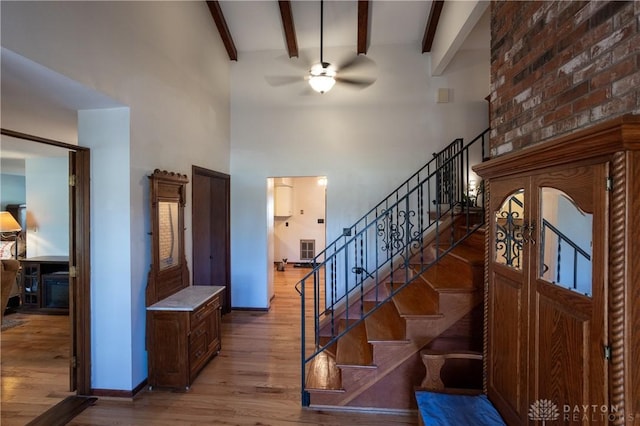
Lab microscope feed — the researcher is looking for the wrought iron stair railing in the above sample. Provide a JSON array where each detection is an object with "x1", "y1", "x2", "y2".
[
  {"x1": 298, "y1": 128, "x2": 490, "y2": 406},
  {"x1": 541, "y1": 218, "x2": 592, "y2": 292}
]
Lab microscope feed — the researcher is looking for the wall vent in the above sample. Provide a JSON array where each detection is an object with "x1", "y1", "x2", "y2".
[{"x1": 300, "y1": 239, "x2": 315, "y2": 260}]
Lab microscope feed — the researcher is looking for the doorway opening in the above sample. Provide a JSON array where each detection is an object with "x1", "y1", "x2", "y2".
[
  {"x1": 0, "y1": 129, "x2": 91, "y2": 401},
  {"x1": 268, "y1": 176, "x2": 327, "y2": 301}
]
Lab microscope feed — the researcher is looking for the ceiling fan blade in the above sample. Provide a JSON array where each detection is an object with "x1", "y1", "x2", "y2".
[
  {"x1": 335, "y1": 75, "x2": 376, "y2": 89},
  {"x1": 275, "y1": 51, "x2": 314, "y2": 72},
  {"x1": 336, "y1": 55, "x2": 375, "y2": 74},
  {"x1": 265, "y1": 75, "x2": 305, "y2": 87}
]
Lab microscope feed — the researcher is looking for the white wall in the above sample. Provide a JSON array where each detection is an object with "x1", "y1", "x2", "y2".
[
  {"x1": 1, "y1": 1, "x2": 230, "y2": 391},
  {"x1": 0, "y1": 173, "x2": 26, "y2": 209},
  {"x1": 25, "y1": 157, "x2": 69, "y2": 257},
  {"x1": 231, "y1": 44, "x2": 489, "y2": 308},
  {"x1": 79, "y1": 108, "x2": 133, "y2": 391}
]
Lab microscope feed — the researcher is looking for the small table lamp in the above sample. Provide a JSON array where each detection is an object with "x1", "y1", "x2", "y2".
[{"x1": 0, "y1": 211, "x2": 22, "y2": 259}]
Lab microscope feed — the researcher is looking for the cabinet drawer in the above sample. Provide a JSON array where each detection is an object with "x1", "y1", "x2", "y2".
[
  {"x1": 189, "y1": 332, "x2": 209, "y2": 377},
  {"x1": 190, "y1": 333, "x2": 208, "y2": 366},
  {"x1": 190, "y1": 320, "x2": 208, "y2": 343},
  {"x1": 190, "y1": 294, "x2": 219, "y2": 325}
]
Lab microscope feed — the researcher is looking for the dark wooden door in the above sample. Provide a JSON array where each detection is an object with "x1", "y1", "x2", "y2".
[{"x1": 192, "y1": 166, "x2": 230, "y2": 314}]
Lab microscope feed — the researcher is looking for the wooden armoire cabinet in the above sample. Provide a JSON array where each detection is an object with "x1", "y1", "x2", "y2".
[{"x1": 475, "y1": 115, "x2": 640, "y2": 425}]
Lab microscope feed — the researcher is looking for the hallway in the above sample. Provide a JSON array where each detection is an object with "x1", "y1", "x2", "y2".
[{"x1": 69, "y1": 267, "x2": 418, "y2": 425}]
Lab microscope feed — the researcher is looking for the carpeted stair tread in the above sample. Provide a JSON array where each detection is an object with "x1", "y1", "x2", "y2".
[
  {"x1": 336, "y1": 319, "x2": 374, "y2": 367},
  {"x1": 305, "y1": 351, "x2": 343, "y2": 391},
  {"x1": 363, "y1": 301, "x2": 406, "y2": 342},
  {"x1": 386, "y1": 280, "x2": 440, "y2": 317}
]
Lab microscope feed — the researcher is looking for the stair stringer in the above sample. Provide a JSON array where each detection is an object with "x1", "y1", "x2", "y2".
[{"x1": 307, "y1": 289, "x2": 483, "y2": 408}]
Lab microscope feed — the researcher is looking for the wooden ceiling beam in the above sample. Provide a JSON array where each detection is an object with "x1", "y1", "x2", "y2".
[
  {"x1": 422, "y1": 0, "x2": 444, "y2": 53},
  {"x1": 206, "y1": 0, "x2": 238, "y2": 61},
  {"x1": 357, "y1": 0, "x2": 370, "y2": 55},
  {"x1": 278, "y1": 1, "x2": 299, "y2": 58}
]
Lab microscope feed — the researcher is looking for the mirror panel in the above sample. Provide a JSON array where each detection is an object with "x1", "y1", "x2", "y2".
[
  {"x1": 494, "y1": 189, "x2": 525, "y2": 270},
  {"x1": 158, "y1": 201, "x2": 179, "y2": 270},
  {"x1": 539, "y1": 187, "x2": 592, "y2": 296}
]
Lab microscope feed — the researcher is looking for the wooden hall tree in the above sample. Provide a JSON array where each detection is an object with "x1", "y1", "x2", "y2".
[{"x1": 475, "y1": 115, "x2": 640, "y2": 425}]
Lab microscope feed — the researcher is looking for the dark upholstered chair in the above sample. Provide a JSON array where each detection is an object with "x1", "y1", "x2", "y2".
[{"x1": 1, "y1": 259, "x2": 20, "y2": 324}]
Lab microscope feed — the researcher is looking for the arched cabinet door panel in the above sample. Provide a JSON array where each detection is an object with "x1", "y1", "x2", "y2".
[
  {"x1": 487, "y1": 177, "x2": 531, "y2": 425},
  {"x1": 530, "y1": 164, "x2": 608, "y2": 413}
]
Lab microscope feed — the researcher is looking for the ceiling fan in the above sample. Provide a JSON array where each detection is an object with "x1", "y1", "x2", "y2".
[{"x1": 266, "y1": 0, "x2": 376, "y2": 94}]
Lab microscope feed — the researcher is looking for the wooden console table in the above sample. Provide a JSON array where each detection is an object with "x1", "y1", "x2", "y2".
[
  {"x1": 20, "y1": 256, "x2": 69, "y2": 313},
  {"x1": 147, "y1": 285, "x2": 225, "y2": 390}
]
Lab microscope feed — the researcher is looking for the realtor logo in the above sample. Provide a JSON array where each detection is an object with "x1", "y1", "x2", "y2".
[{"x1": 529, "y1": 399, "x2": 560, "y2": 424}]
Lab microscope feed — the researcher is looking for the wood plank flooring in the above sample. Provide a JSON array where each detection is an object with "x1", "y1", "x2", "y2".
[
  {"x1": 2, "y1": 267, "x2": 418, "y2": 425},
  {"x1": 1, "y1": 312, "x2": 75, "y2": 424}
]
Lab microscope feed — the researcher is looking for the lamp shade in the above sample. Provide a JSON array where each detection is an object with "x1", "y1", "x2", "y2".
[
  {"x1": 0, "y1": 211, "x2": 21, "y2": 232},
  {"x1": 308, "y1": 63, "x2": 336, "y2": 94}
]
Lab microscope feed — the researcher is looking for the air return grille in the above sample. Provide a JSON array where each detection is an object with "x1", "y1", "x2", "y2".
[{"x1": 300, "y1": 240, "x2": 315, "y2": 260}]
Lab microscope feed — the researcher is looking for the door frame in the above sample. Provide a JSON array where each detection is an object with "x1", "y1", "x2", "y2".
[{"x1": 1, "y1": 128, "x2": 91, "y2": 394}]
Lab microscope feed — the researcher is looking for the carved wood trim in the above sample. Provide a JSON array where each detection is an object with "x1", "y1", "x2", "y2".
[
  {"x1": 483, "y1": 178, "x2": 490, "y2": 395},
  {"x1": 609, "y1": 151, "x2": 626, "y2": 425},
  {"x1": 150, "y1": 169, "x2": 188, "y2": 182},
  {"x1": 146, "y1": 169, "x2": 190, "y2": 307}
]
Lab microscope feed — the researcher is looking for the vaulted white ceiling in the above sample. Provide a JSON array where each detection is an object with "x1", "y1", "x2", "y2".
[
  {"x1": 218, "y1": 1, "x2": 436, "y2": 53},
  {"x1": 214, "y1": 1, "x2": 490, "y2": 64}
]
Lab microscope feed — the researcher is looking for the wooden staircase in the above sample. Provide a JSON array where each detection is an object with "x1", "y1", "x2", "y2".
[{"x1": 304, "y1": 221, "x2": 485, "y2": 410}]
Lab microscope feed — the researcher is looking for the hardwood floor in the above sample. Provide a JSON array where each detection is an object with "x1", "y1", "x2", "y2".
[
  {"x1": 1, "y1": 312, "x2": 75, "y2": 424},
  {"x1": 2, "y1": 267, "x2": 418, "y2": 425}
]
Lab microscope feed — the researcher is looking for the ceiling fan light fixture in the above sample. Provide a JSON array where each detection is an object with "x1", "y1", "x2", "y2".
[{"x1": 308, "y1": 63, "x2": 336, "y2": 94}]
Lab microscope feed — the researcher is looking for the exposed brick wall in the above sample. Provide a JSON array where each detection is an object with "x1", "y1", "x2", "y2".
[{"x1": 490, "y1": 1, "x2": 640, "y2": 156}]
